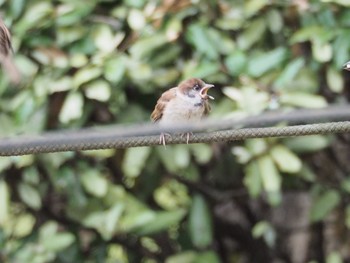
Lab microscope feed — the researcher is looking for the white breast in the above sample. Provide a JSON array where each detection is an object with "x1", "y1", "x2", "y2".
[{"x1": 159, "y1": 91, "x2": 205, "y2": 125}]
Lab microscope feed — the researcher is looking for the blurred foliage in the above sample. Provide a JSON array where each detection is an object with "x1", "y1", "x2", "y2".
[{"x1": 1, "y1": 0, "x2": 350, "y2": 262}]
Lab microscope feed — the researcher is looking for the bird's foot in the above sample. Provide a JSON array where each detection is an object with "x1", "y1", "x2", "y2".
[
  {"x1": 159, "y1": 132, "x2": 172, "y2": 147},
  {"x1": 181, "y1": 132, "x2": 193, "y2": 144}
]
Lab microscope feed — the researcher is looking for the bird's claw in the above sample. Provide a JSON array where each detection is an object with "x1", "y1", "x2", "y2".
[
  {"x1": 181, "y1": 132, "x2": 193, "y2": 144},
  {"x1": 159, "y1": 133, "x2": 171, "y2": 147}
]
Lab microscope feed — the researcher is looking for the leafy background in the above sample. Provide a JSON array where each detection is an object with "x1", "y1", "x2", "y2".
[{"x1": 1, "y1": 0, "x2": 350, "y2": 262}]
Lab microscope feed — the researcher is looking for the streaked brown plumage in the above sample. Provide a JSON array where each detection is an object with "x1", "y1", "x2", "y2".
[
  {"x1": 151, "y1": 78, "x2": 214, "y2": 145},
  {"x1": 0, "y1": 18, "x2": 20, "y2": 84}
]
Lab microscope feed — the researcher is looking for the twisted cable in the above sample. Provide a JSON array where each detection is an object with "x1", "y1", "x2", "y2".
[{"x1": 1, "y1": 121, "x2": 349, "y2": 156}]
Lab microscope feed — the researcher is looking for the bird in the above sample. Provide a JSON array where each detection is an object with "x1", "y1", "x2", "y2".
[
  {"x1": 343, "y1": 61, "x2": 350, "y2": 71},
  {"x1": 0, "y1": 18, "x2": 20, "y2": 84},
  {"x1": 151, "y1": 78, "x2": 214, "y2": 146}
]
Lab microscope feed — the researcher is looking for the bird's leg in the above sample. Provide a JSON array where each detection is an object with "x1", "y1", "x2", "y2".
[
  {"x1": 180, "y1": 132, "x2": 193, "y2": 144},
  {"x1": 159, "y1": 132, "x2": 171, "y2": 147}
]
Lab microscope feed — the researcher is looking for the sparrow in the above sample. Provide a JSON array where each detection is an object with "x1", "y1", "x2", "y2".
[
  {"x1": 0, "y1": 18, "x2": 20, "y2": 84},
  {"x1": 151, "y1": 78, "x2": 214, "y2": 145},
  {"x1": 343, "y1": 61, "x2": 350, "y2": 71}
]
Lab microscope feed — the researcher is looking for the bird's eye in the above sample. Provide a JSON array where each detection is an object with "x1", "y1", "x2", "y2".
[{"x1": 193, "y1": 84, "x2": 201, "y2": 91}]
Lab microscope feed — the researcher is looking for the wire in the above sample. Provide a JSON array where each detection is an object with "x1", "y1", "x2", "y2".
[{"x1": 0, "y1": 106, "x2": 350, "y2": 156}]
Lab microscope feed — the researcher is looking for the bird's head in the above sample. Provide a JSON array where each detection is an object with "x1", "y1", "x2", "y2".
[
  {"x1": 343, "y1": 61, "x2": 350, "y2": 71},
  {"x1": 178, "y1": 78, "x2": 214, "y2": 101}
]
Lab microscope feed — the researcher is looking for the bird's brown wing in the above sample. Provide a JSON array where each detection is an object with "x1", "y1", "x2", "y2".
[{"x1": 151, "y1": 87, "x2": 177, "y2": 122}]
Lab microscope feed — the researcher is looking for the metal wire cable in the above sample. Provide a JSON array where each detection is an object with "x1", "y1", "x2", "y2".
[{"x1": 1, "y1": 105, "x2": 350, "y2": 156}]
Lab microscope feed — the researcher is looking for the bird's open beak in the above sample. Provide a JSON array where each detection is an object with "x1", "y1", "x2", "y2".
[
  {"x1": 200, "y1": 83, "x2": 215, "y2": 100},
  {"x1": 343, "y1": 61, "x2": 350, "y2": 71}
]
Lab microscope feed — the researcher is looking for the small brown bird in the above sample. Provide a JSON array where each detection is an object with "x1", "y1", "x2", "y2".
[
  {"x1": 0, "y1": 18, "x2": 20, "y2": 84},
  {"x1": 151, "y1": 78, "x2": 214, "y2": 145},
  {"x1": 344, "y1": 61, "x2": 350, "y2": 71}
]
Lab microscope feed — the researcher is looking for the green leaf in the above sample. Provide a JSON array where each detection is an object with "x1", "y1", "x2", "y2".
[
  {"x1": 10, "y1": 0, "x2": 25, "y2": 19},
  {"x1": 55, "y1": 3, "x2": 95, "y2": 27},
  {"x1": 245, "y1": 139, "x2": 268, "y2": 156},
  {"x1": 333, "y1": 32, "x2": 350, "y2": 67},
  {"x1": 84, "y1": 204, "x2": 124, "y2": 239},
  {"x1": 127, "y1": 9, "x2": 146, "y2": 30},
  {"x1": 129, "y1": 34, "x2": 168, "y2": 59},
  {"x1": 342, "y1": 178, "x2": 350, "y2": 194},
  {"x1": 244, "y1": 161, "x2": 262, "y2": 197},
  {"x1": 299, "y1": 164, "x2": 316, "y2": 182},
  {"x1": 81, "y1": 170, "x2": 108, "y2": 197},
  {"x1": 326, "y1": 67, "x2": 344, "y2": 93},
  {"x1": 70, "y1": 53, "x2": 88, "y2": 68},
  {"x1": 247, "y1": 47, "x2": 288, "y2": 77},
  {"x1": 104, "y1": 55, "x2": 127, "y2": 84},
  {"x1": 267, "y1": 9, "x2": 283, "y2": 33},
  {"x1": 223, "y1": 86, "x2": 269, "y2": 114},
  {"x1": 280, "y1": 92, "x2": 327, "y2": 108},
  {"x1": 312, "y1": 41, "x2": 332, "y2": 62},
  {"x1": 16, "y1": 55, "x2": 39, "y2": 77},
  {"x1": 274, "y1": 58, "x2": 304, "y2": 89},
  {"x1": 59, "y1": 92, "x2": 84, "y2": 123},
  {"x1": 47, "y1": 76, "x2": 73, "y2": 93},
  {"x1": 290, "y1": 26, "x2": 335, "y2": 43},
  {"x1": 186, "y1": 24, "x2": 219, "y2": 59},
  {"x1": 93, "y1": 24, "x2": 119, "y2": 53},
  {"x1": 283, "y1": 135, "x2": 331, "y2": 153},
  {"x1": 345, "y1": 205, "x2": 350, "y2": 228},
  {"x1": 189, "y1": 194, "x2": 213, "y2": 249},
  {"x1": 22, "y1": 166, "x2": 40, "y2": 185},
  {"x1": 123, "y1": 0, "x2": 146, "y2": 8},
  {"x1": 224, "y1": 50, "x2": 247, "y2": 76},
  {"x1": 84, "y1": 80, "x2": 111, "y2": 102},
  {"x1": 257, "y1": 155, "x2": 281, "y2": 193},
  {"x1": 252, "y1": 221, "x2": 276, "y2": 247},
  {"x1": 39, "y1": 221, "x2": 58, "y2": 237},
  {"x1": 73, "y1": 66, "x2": 102, "y2": 88},
  {"x1": 127, "y1": 61, "x2": 152, "y2": 81},
  {"x1": 252, "y1": 221, "x2": 270, "y2": 238},
  {"x1": 0, "y1": 114, "x2": 15, "y2": 136},
  {"x1": 15, "y1": 2, "x2": 53, "y2": 35},
  {"x1": 326, "y1": 251, "x2": 343, "y2": 263},
  {"x1": 13, "y1": 155, "x2": 34, "y2": 170},
  {"x1": 173, "y1": 145, "x2": 191, "y2": 168},
  {"x1": 57, "y1": 27, "x2": 87, "y2": 46},
  {"x1": 154, "y1": 179, "x2": 190, "y2": 210},
  {"x1": 194, "y1": 251, "x2": 221, "y2": 263},
  {"x1": 0, "y1": 180, "x2": 9, "y2": 225},
  {"x1": 132, "y1": 209, "x2": 186, "y2": 235},
  {"x1": 166, "y1": 251, "x2": 197, "y2": 263},
  {"x1": 12, "y1": 214, "x2": 36, "y2": 238},
  {"x1": 238, "y1": 18, "x2": 266, "y2": 50},
  {"x1": 191, "y1": 144, "x2": 213, "y2": 164},
  {"x1": 18, "y1": 182, "x2": 42, "y2": 209},
  {"x1": 157, "y1": 147, "x2": 185, "y2": 173},
  {"x1": 0, "y1": 158, "x2": 12, "y2": 173},
  {"x1": 42, "y1": 232, "x2": 75, "y2": 252},
  {"x1": 183, "y1": 60, "x2": 220, "y2": 79},
  {"x1": 311, "y1": 190, "x2": 340, "y2": 222},
  {"x1": 270, "y1": 145, "x2": 302, "y2": 173},
  {"x1": 322, "y1": 0, "x2": 350, "y2": 6},
  {"x1": 244, "y1": 0, "x2": 270, "y2": 17},
  {"x1": 122, "y1": 147, "x2": 151, "y2": 178}
]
